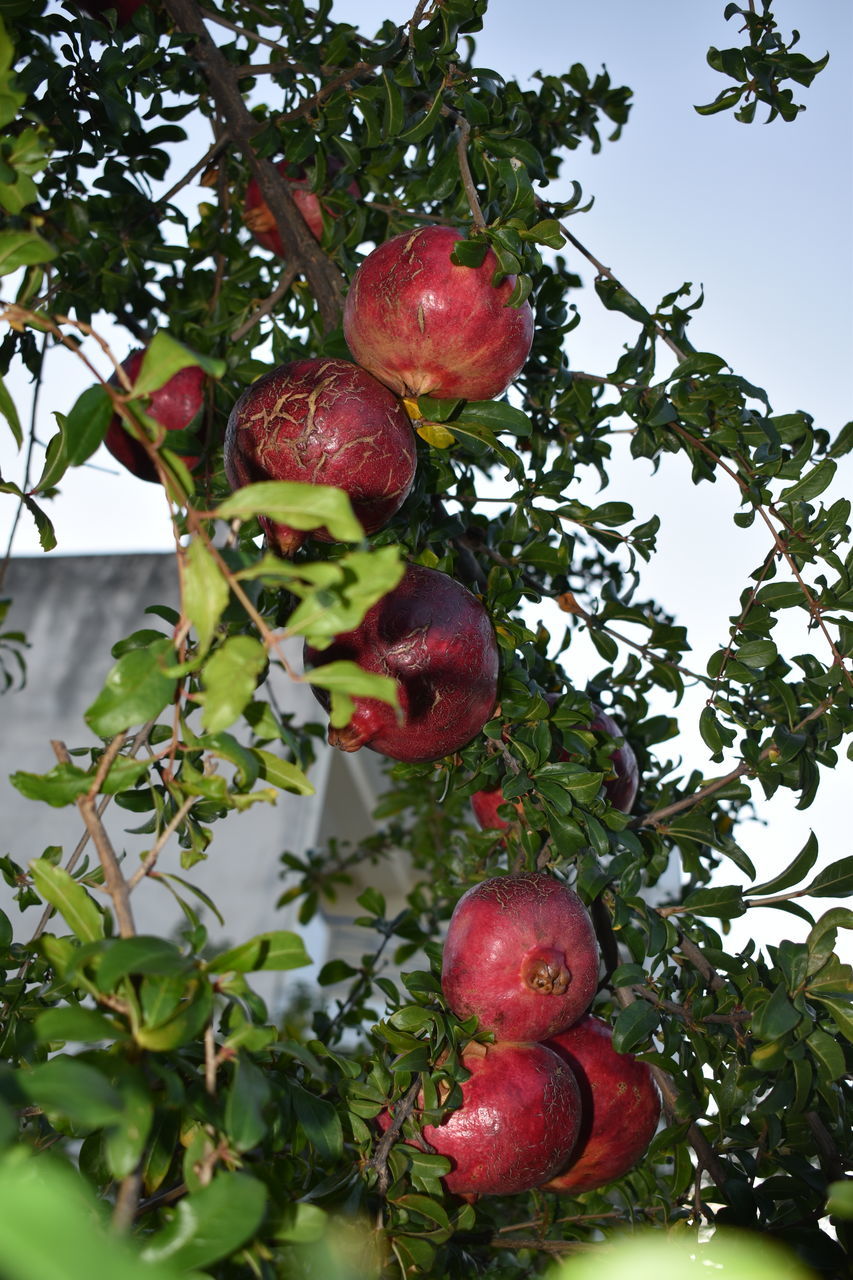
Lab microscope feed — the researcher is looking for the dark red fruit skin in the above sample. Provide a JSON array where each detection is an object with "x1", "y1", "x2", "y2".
[
  {"x1": 381, "y1": 1042, "x2": 583, "y2": 1198},
  {"x1": 540, "y1": 1014, "x2": 661, "y2": 1195},
  {"x1": 304, "y1": 563, "x2": 499, "y2": 763},
  {"x1": 223, "y1": 357, "x2": 416, "y2": 556},
  {"x1": 471, "y1": 704, "x2": 639, "y2": 830},
  {"x1": 343, "y1": 225, "x2": 534, "y2": 402},
  {"x1": 441, "y1": 874, "x2": 599, "y2": 1043},
  {"x1": 103, "y1": 349, "x2": 206, "y2": 484},
  {"x1": 76, "y1": 0, "x2": 145, "y2": 23},
  {"x1": 243, "y1": 159, "x2": 359, "y2": 257}
]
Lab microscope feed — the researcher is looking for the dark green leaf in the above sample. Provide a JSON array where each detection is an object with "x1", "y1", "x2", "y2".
[
  {"x1": 141, "y1": 1173, "x2": 267, "y2": 1271},
  {"x1": 752, "y1": 832, "x2": 819, "y2": 895},
  {"x1": 85, "y1": 638, "x2": 176, "y2": 736},
  {"x1": 208, "y1": 930, "x2": 311, "y2": 974},
  {"x1": 611, "y1": 1001, "x2": 659, "y2": 1053},
  {"x1": 290, "y1": 1083, "x2": 343, "y2": 1161}
]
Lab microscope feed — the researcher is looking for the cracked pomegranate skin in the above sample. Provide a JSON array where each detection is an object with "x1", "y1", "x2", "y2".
[
  {"x1": 471, "y1": 704, "x2": 639, "y2": 830},
  {"x1": 441, "y1": 874, "x2": 599, "y2": 1042},
  {"x1": 304, "y1": 562, "x2": 499, "y2": 763},
  {"x1": 243, "y1": 158, "x2": 360, "y2": 257},
  {"x1": 224, "y1": 357, "x2": 416, "y2": 555},
  {"x1": 541, "y1": 1014, "x2": 661, "y2": 1194},
  {"x1": 384, "y1": 1041, "x2": 583, "y2": 1197},
  {"x1": 104, "y1": 349, "x2": 205, "y2": 483},
  {"x1": 343, "y1": 225, "x2": 535, "y2": 401}
]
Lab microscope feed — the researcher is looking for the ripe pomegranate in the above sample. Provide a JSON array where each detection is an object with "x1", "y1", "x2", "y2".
[
  {"x1": 540, "y1": 1013, "x2": 661, "y2": 1194},
  {"x1": 303, "y1": 562, "x2": 499, "y2": 763},
  {"x1": 382, "y1": 1041, "x2": 582, "y2": 1197},
  {"x1": 243, "y1": 158, "x2": 359, "y2": 258},
  {"x1": 471, "y1": 703, "x2": 639, "y2": 830},
  {"x1": 223, "y1": 357, "x2": 416, "y2": 556},
  {"x1": 441, "y1": 874, "x2": 599, "y2": 1042},
  {"x1": 104, "y1": 349, "x2": 205, "y2": 484},
  {"x1": 342, "y1": 225, "x2": 534, "y2": 402}
]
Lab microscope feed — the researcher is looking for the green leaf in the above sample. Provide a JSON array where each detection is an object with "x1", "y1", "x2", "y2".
[
  {"x1": 810, "y1": 997, "x2": 853, "y2": 1043},
  {"x1": 275, "y1": 1203, "x2": 328, "y2": 1244},
  {"x1": 679, "y1": 884, "x2": 745, "y2": 919},
  {"x1": 134, "y1": 978, "x2": 213, "y2": 1051},
  {"x1": 19, "y1": 1056, "x2": 124, "y2": 1129},
  {"x1": 0, "y1": 229, "x2": 56, "y2": 276},
  {"x1": 755, "y1": 582, "x2": 805, "y2": 610},
  {"x1": 141, "y1": 1173, "x2": 267, "y2": 1271},
  {"x1": 216, "y1": 481, "x2": 364, "y2": 543},
  {"x1": 252, "y1": 749, "x2": 314, "y2": 795},
  {"x1": 752, "y1": 832, "x2": 819, "y2": 895},
  {"x1": 454, "y1": 399, "x2": 534, "y2": 437},
  {"x1": 132, "y1": 330, "x2": 223, "y2": 396},
  {"x1": 85, "y1": 638, "x2": 176, "y2": 736},
  {"x1": 752, "y1": 984, "x2": 802, "y2": 1040},
  {"x1": 95, "y1": 936, "x2": 189, "y2": 991},
  {"x1": 806, "y1": 1027, "x2": 846, "y2": 1081},
  {"x1": 734, "y1": 639, "x2": 777, "y2": 670},
  {"x1": 392, "y1": 1193, "x2": 451, "y2": 1231},
  {"x1": 35, "y1": 1006, "x2": 121, "y2": 1044},
  {"x1": 290, "y1": 1082, "x2": 343, "y2": 1161},
  {"x1": 303, "y1": 660, "x2": 398, "y2": 712},
  {"x1": 208, "y1": 930, "x2": 311, "y2": 974},
  {"x1": 63, "y1": 385, "x2": 113, "y2": 468},
  {"x1": 198, "y1": 635, "x2": 267, "y2": 733},
  {"x1": 779, "y1": 458, "x2": 837, "y2": 503},
  {"x1": 29, "y1": 861, "x2": 104, "y2": 942},
  {"x1": 104, "y1": 1074, "x2": 154, "y2": 1179},
  {"x1": 827, "y1": 1180, "x2": 853, "y2": 1220},
  {"x1": 184, "y1": 538, "x2": 229, "y2": 656},
  {"x1": 0, "y1": 373, "x2": 22, "y2": 448},
  {"x1": 225, "y1": 1056, "x2": 270, "y2": 1152},
  {"x1": 805, "y1": 856, "x2": 853, "y2": 898},
  {"x1": 611, "y1": 1001, "x2": 659, "y2": 1053},
  {"x1": 12, "y1": 756, "x2": 150, "y2": 807}
]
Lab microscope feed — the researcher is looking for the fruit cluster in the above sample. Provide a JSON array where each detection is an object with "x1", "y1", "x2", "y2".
[{"x1": 386, "y1": 873, "x2": 660, "y2": 1199}]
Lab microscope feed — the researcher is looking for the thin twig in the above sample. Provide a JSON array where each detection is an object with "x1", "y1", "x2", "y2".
[
  {"x1": 365, "y1": 1077, "x2": 422, "y2": 1197},
  {"x1": 127, "y1": 795, "x2": 196, "y2": 891},
  {"x1": 112, "y1": 1166, "x2": 143, "y2": 1233},
  {"x1": 454, "y1": 115, "x2": 485, "y2": 228},
  {"x1": 230, "y1": 264, "x2": 298, "y2": 341}
]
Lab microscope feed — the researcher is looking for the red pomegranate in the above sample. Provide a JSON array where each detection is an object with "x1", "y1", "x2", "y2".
[
  {"x1": 223, "y1": 357, "x2": 417, "y2": 556},
  {"x1": 243, "y1": 158, "x2": 359, "y2": 257},
  {"x1": 303, "y1": 563, "x2": 499, "y2": 763},
  {"x1": 104, "y1": 349, "x2": 205, "y2": 483},
  {"x1": 382, "y1": 1041, "x2": 583, "y2": 1197},
  {"x1": 342, "y1": 225, "x2": 534, "y2": 402},
  {"x1": 441, "y1": 874, "x2": 599, "y2": 1043},
  {"x1": 541, "y1": 1014, "x2": 661, "y2": 1195},
  {"x1": 471, "y1": 703, "x2": 639, "y2": 830},
  {"x1": 75, "y1": 0, "x2": 145, "y2": 21}
]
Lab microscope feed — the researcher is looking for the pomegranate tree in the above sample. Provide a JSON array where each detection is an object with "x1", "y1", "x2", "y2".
[
  {"x1": 342, "y1": 225, "x2": 535, "y2": 401},
  {"x1": 304, "y1": 562, "x2": 499, "y2": 762},
  {"x1": 441, "y1": 874, "x2": 599, "y2": 1042},
  {"x1": 541, "y1": 1014, "x2": 661, "y2": 1194},
  {"x1": 471, "y1": 703, "x2": 639, "y2": 830},
  {"x1": 385, "y1": 1041, "x2": 582, "y2": 1198},
  {"x1": 104, "y1": 348, "x2": 206, "y2": 483},
  {"x1": 224, "y1": 357, "x2": 416, "y2": 556},
  {"x1": 243, "y1": 158, "x2": 359, "y2": 257}
]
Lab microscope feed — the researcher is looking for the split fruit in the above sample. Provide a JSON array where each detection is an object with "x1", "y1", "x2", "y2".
[
  {"x1": 343, "y1": 225, "x2": 534, "y2": 402},
  {"x1": 104, "y1": 348, "x2": 205, "y2": 484},
  {"x1": 384, "y1": 1041, "x2": 582, "y2": 1197},
  {"x1": 223, "y1": 356, "x2": 417, "y2": 556},
  {"x1": 441, "y1": 873, "x2": 599, "y2": 1043},
  {"x1": 540, "y1": 1013, "x2": 661, "y2": 1194},
  {"x1": 243, "y1": 158, "x2": 359, "y2": 258},
  {"x1": 304, "y1": 562, "x2": 499, "y2": 763}
]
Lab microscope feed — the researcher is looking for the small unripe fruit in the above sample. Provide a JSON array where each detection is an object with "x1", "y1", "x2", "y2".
[
  {"x1": 343, "y1": 225, "x2": 534, "y2": 401},
  {"x1": 304, "y1": 562, "x2": 499, "y2": 763},
  {"x1": 383, "y1": 1041, "x2": 583, "y2": 1197},
  {"x1": 442, "y1": 873, "x2": 599, "y2": 1042},
  {"x1": 243, "y1": 158, "x2": 359, "y2": 258},
  {"x1": 541, "y1": 1014, "x2": 661, "y2": 1194},
  {"x1": 224, "y1": 357, "x2": 417, "y2": 556},
  {"x1": 104, "y1": 349, "x2": 205, "y2": 484}
]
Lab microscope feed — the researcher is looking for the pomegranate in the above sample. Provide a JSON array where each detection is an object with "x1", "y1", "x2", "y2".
[
  {"x1": 104, "y1": 349, "x2": 205, "y2": 483},
  {"x1": 303, "y1": 562, "x2": 499, "y2": 763},
  {"x1": 342, "y1": 225, "x2": 534, "y2": 402},
  {"x1": 243, "y1": 158, "x2": 359, "y2": 258},
  {"x1": 471, "y1": 703, "x2": 639, "y2": 830},
  {"x1": 382, "y1": 1041, "x2": 582, "y2": 1197},
  {"x1": 441, "y1": 874, "x2": 599, "y2": 1042},
  {"x1": 223, "y1": 357, "x2": 416, "y2": 556},
  {"x1": 541, "y1": 1014, "x2": 661, "y2": 1194}
]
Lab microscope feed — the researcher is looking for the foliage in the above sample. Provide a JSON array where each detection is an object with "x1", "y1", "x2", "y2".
[{"x1": 0, "y1": 2, "x2": 849, "y2": 1278}]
